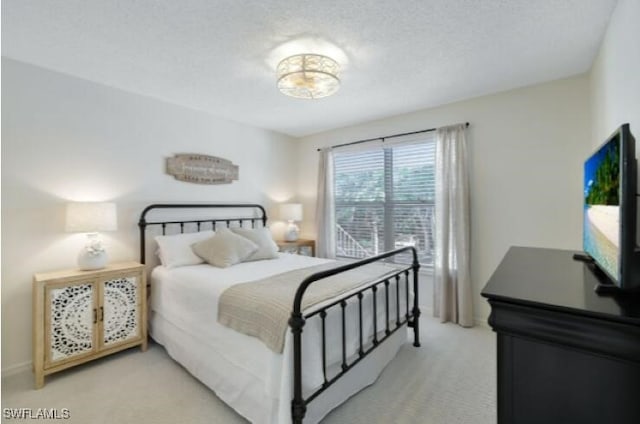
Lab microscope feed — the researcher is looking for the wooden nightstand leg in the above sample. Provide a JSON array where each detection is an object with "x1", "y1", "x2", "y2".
[
  {"x1": 34, "y1": 370, "x2": 45, "y2": 389},
  {"x1": 141, "y1": 338, "x2": 148, "y2": 352}
]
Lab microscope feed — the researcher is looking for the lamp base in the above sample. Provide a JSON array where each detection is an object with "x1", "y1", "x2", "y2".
[
  {"x1": 78, "y1": 250, "x2": 108, "y2": 270},
  {"x1": 77, "y1": 234, "x2": 109, "y2": 270},
  {"x1": 284, "y1": 222, "x2": 300, "y2": 242}
]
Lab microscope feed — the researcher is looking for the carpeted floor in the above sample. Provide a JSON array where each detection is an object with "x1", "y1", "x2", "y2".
[{"x1": 2, "y1": 317, "x2": 496, "y2": 424}]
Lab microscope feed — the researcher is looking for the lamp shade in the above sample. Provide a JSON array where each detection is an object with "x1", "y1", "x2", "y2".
[
  {"x1": 280, "y1": 203, "x2": 303, "y2": 222},
  {"x1": 65, "y1": 202, "x2": 117, "y2": 232}
]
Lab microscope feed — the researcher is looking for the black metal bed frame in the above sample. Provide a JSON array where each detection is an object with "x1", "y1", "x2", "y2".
[
  {"x1": 138, "y1": 204, "x2": 421, "y2": 424},
  {"x1": 138, "y1": 203, "x2": 267, "y2": 264}
]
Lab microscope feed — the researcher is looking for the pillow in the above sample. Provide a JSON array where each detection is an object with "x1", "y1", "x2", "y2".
[
  {"x1": 155, "y1": 230, "x2": 215, "y2": 269},
  {"x1": 230, "y1": 227, "x2": 279, "y2": 262},
  {"x1": 192, "y1": 228, "x2": 258, "y2": 268}
]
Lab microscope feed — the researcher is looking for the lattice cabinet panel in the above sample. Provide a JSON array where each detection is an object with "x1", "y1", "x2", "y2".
[
  {"x1": 101, "y1": 276, "x2": 141, "y2": 347},
  {"x1": 33, "y1": 262, "x2": 146, "y2": 389},
  {"x1": 46, "y1": 281, "x2": 97, "y2": 365}
]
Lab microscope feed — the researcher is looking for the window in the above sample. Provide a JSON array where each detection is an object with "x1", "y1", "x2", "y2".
[{"x1": 334, "y1": 136, "x2": 436, "y2": 265}]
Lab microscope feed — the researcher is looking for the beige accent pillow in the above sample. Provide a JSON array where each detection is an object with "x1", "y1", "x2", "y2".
[
  {"x1": 230, "y1": 227, "x2": 279, "y2": 262},
  {"x1": 192, "y1": 229, "x2": 258, "y2": 268}
]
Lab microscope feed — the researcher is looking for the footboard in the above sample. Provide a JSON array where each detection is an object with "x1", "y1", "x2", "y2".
[{"x1": 289, "y1": 247, "x2": 421, "y2": 424}]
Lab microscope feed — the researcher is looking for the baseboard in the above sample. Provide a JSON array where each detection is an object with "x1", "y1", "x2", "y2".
[
  {"x1": 2, "y1": 360, "x2": 32, "y2": 378},
  {"x1": 474, "y1": 316, "x2": 490, "y2": 329},
  {"x1": 419, "y1": 305, "x2": 490, "y2": 329}
]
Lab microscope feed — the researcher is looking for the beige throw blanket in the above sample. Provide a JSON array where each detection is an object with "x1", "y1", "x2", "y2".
[{"x1": 218, "y1": 262, "x2": 400, "y2": 353}]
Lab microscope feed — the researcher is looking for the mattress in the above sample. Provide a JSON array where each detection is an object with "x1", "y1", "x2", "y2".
[{"x1": 150, "y1": 253, "x2": 410, "y2": 424}]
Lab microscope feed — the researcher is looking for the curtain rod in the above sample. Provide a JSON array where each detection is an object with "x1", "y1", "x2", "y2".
[{"x1": 317, "y1": 122, "x2": 470, "y2": 152}]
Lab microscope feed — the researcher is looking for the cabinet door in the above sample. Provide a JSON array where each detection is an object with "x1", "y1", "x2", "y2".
[
  {"x1": 99, "y1": 273, "x2": 141, "y2": 349},
  {"x1": 45, "y1": 280, "x2": 98, "y2": 367}
]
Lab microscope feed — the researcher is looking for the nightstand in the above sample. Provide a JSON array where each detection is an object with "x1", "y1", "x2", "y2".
[
  {"x1": 276, "y1": 239, "x2": 316, "y2": 257},
  {"x1": 32, "y1": 261, "x2": 147, "y2": 389}
]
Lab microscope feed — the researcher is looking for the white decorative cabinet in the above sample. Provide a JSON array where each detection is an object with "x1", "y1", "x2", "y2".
[{"x1": 33, "y1": 262, "x2": 147, "y2": 388}]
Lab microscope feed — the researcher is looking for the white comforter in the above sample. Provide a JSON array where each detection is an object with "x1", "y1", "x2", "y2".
[{"x1": 150, "y1": 253, "x2": 409, "y2": 424}]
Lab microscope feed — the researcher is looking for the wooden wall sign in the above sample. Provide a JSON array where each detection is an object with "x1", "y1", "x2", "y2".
[{"x1": 166, "y1": 154, "x2": 239, "y2": 184}]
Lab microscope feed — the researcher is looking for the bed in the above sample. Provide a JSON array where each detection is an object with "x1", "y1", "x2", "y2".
[{"x1": 139, "y1": 204, "x2": 421, "y2": 424}]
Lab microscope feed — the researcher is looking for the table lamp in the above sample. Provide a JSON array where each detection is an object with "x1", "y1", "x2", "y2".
[
  {"x1": 280, "y1": 203, "x2": 302, "y2": 241},
  {"x1": 65, "y1": 202, "x2": 117, "y2": 270}
]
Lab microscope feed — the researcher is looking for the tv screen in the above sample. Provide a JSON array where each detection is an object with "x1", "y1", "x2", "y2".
[
  {"x1": 582, "y1": 123, "x2": 639, "y2": 290},
  {"x1": 583, "y1": 136, "x2": 621, "y2": 281}
]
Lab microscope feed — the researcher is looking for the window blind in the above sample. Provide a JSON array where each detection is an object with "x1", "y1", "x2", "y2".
[{"x1": 334, "y1": 136, "x2": 436, "y2": 265}]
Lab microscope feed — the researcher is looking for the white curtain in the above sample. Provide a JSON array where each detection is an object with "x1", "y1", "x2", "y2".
[
  {"x1": 433, "y1": 124, "x2": 473, "y2": 327},
  {"x1": 315, "y1": 148, "x2": 336, "y2": 258}
]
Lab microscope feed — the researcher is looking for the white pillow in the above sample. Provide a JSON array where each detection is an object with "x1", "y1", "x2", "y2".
[
  {"x1": 230, "y1": 227, "x2": 279, "y2": 262},
  {"x1": 155, "y1": 230, "x2": 215, "y2": 268},
  {"x1": 192, "y1": 228, "x2": 258, "y2": 268}
]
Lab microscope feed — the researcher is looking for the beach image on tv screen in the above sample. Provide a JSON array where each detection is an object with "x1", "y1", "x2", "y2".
[{"x1": 583, "y1": 137, "x2": 620, "y2": 281}]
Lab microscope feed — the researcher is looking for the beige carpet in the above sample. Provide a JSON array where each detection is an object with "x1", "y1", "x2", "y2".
[{"x1": 2, "y1": 317, "x2": 496, "y2": 424}]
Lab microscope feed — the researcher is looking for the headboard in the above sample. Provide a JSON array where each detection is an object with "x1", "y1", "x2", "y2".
[{"x1": 138, "y1": 203, "x2": 268, "y2": 264}]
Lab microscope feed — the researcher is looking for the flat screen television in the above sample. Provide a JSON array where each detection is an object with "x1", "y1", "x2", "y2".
[{"x1": 582, "y1": 123, "x2": 640, "y2": 291}]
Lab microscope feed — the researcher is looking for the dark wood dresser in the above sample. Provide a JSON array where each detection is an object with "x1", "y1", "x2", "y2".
[{"x1": 482, "y1": 246, "x2": 640, "y2": 424}]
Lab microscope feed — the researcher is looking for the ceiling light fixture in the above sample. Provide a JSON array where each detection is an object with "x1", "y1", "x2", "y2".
[{"x1": 277, "y1": 54, "x2": 340, "y2": 99}]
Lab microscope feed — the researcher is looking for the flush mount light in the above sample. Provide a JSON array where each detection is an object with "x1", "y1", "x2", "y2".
[{"x1": 277, "y1": 54, "x2": 340, "y2": 99}]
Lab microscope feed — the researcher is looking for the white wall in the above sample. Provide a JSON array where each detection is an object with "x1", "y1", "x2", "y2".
[
  {"x1": 296, "y1": 76, "x2": 592, "y2": 323},
  {"x1": 1, "y1": 58, "x2": 298, "y2": 373},
  {"x1": 10, "y1": 8, "x2": 635, "y2": 371},
  {"x1": 589, "y1": 0, "x2": 640, "y2": 146},
  {"x1": 589, "y1": 0, "x2": 640, "y2": 246}
]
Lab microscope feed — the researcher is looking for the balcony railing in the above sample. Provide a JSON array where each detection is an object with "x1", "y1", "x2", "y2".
[
  {"x1": 335, "y1": 204, "x2": 435, "y2": 266},
  {"x1": 336, "y1": 224, "x2": 370, "y2": 258}
]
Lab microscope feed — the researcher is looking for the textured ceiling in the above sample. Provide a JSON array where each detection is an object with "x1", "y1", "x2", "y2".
[{"x1": 2, "y1": 0, "x2": 617, "y2": 137}]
